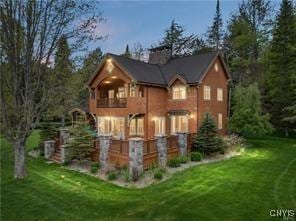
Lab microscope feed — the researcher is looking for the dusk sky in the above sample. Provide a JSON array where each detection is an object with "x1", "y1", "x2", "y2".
[
  {"x1": 91, "y1": 0, "x2": 240, "y2": 54},
  {"x1": 88, "y1": 0, "x2": 279, "y2": 55}
]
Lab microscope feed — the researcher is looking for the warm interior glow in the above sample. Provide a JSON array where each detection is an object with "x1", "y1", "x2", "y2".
[
  {"x1": 111, "y1": 76, "x2": 117, "y2": 79},
  {"x1": 104, "y1": 80, "x2": 111, "y2": 84},
  {"x1": 107, "y1": 58, "x2": 112, "y2": 63}
]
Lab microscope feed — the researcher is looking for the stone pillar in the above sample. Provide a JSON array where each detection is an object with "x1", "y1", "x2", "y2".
[
  {"x1": 155, "y1": 135, "x2": 167, "y2": 168},
  {"x1": 99, "y1": 135, "x2": 112, "y2": 171},
  {"x1": 129, "y1": 138, "x2": 144, "y2": 180},
  {"x1": 60, "y1": 128, "x2": 70, "y2": 145},
  {"x1": 44, "y1": 140, "x2": 55, "y2": 159},
  {"x1": 176, "y1": 132, "x2": 188, "y2": 156},
  {"x1": 60, "y1": 145, "x2": 70, "y2": 164}
]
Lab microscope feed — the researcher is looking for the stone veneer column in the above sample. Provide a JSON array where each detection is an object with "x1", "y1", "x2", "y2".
[
  {"x1": 99, "y1": 135, "x2": 112, "y2": 171},
  {"x1": 176, "y1": 132, "x2": 188, "y2": 156},
  {"x1": 60, "y1": 145, "x2": 70, "y2": 164},
  {"x1": 128, "y1": 138, "x2": 144, "y2": 179},
  {"x1": 44, "y1": 140, "x2": 55, "y2": 159},
  {"x1": 155, "y1": 135, "x2": 167, "y2": 168},
  {"x1": 59, "y1": 128, "x2": 70, "y2": 145}
]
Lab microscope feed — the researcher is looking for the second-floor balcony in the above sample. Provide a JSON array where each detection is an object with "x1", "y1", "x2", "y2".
[{"x1": 97, "y1": 98, "x2": 127, "y2": 108}]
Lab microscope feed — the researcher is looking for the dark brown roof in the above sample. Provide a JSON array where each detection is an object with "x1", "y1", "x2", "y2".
[
  {"x1": 88, "y1": 51, "x2": 230, "y2": 87},
  {"x1": 160, "y1": 51, "x2": 218, "y2": 84},
  {"x1": 108, "y1": 54, "x2": 167, "y2": 86}
]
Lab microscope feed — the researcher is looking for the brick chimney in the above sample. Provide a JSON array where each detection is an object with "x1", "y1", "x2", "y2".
[{"x1": 148, "y1": 46, "x2": 172, "y2": 65}]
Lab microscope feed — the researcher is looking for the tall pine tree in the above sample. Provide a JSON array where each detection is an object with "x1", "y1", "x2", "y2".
[
  {"x1": 51, "y1": 35, "x2": 74, "y2": 127},
  {"x1": 267, "y1": 0, "x2": 296, "y2": 134},
  {"x1": 207, "y1": 0, "x2": 224, "y2": 50},
  {"x1": 123, "y1": 44, "x2": 132, "y2": 58},
  {"x1": 159, "y1": 20, "x2": 197, "y2": 57}
]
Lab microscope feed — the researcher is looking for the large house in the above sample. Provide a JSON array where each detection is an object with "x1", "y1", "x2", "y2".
[{"x1": 87, "y1": 46, "x2": 231, "y2": 140}]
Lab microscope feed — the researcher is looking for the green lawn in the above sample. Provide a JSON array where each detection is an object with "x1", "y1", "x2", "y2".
[{"x1": 1, "y1": 132, "x2": 296, "y2": 221}]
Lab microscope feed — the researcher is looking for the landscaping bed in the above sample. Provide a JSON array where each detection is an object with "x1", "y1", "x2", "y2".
[{"x1": 63, "y1": 148, "x2": 243, "y2": 188}]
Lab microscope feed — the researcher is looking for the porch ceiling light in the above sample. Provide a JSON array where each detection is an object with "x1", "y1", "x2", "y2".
[
  {"x1": 104, "y1": 80, "x2": 111, "y2": 84},
  {"x1": 111, "y1": 76, "x2": 117, "y2": 79}
]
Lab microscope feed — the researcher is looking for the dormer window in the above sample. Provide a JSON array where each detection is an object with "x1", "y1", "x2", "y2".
[{"x1": 172, "y1": 85, "x2": 186, "y2": 100}]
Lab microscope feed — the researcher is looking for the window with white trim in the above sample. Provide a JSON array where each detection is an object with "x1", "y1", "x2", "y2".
[
  {"x1": 217, "y1": 88, "x2": 223, "y2": 101},
  {"x1": 129, "y1": 118, "x2": 144, "y2": 136},
  {"x1": 171, "y1": 115, "x2": 188, "y2": 135},
  {"x1": 155, "y1": 117, "x2": 166, "y2": 135},
  {"x1": 172, "y1": 85, "x2": 186, "y2": 99},
  {"x1": 204, "y1": 85, "x2": 211, "y2": 100},
  {"x1": 97, "y1": 117, "x2": 125, "y2": 139},
  {"x1": 218, "y1": 113, "x2": 223, "y2": 130}
]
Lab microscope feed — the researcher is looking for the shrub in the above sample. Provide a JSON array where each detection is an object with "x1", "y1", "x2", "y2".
[
  {"x1": 190, "y1": 152, "x2": 202, "y2": 162},
  {"x1": 179, "y1": 156, "x2": 188, "y2": 164},
  {"x1": 223, "y1": 134, "x2": 246, "y2": 148},
  {"x1": 229, "y1": 83, "x2": 274, "y2": 136},
  {"x1": 192, "y1": 112, "x2": 223, "y2": 155},
  {"x1": 154, "y1": 170, "x2": 163, "y2": 180},
  {"x1": 90, "y1": 163, "x2": 100, "y2": 174},
  {"x1": 108, "y1": 172, "x2": 117, "y2": 181},
  {"x1": 167, "y1": 158, "x2": 181, "y2": 168}
]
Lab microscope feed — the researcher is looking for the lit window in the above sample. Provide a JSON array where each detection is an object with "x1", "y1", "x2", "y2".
[
  {"x1": 171, "y1": 115, "x2": 188, "y2": 135},
  {"x1": 117, "y1": 87, "x2": 126, "y2": 98},
  {"x1": 129, "y1": 86, "x2": 136, "y2": 97},
  {"x1": 97, "y1": 117, "x2": 125, "y2": 139},
  {"x1": 129, "y1": 118, "x2": 144, "y2": 136},
  {"x1": 218, "y1": 113, "x2": 223, "y2": 130},
  {"x1": 106, "y1": 60, "x2": 114, "y2": 73},
  {"x1": 172, "y1": 86, "x2": 186, "y2": 99},
  {"x1": 214, "y1": 62, "x2": 219, "y2": 72},
  {"x1": 155, "y1": 117, "x2": 165, "y2": 135},
  {"x1": 217, "y1": 88, "x2": 223, "y2": 101},
  {"x1": 204, "y1": 85, "x2": 211, "y2": 100}
]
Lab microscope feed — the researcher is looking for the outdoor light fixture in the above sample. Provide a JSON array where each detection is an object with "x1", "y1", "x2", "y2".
[
  {"x1": 111, "y1": 76, "x2": 117, "y2": 79},
  {"x1": 104, "y1": 80, "x2": 111, "y2": 84}
]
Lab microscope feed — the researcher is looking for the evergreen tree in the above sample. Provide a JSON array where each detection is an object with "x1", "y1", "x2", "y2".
[
  {"x1": 50, "y1": 35, "x2": 74, "y2": 127},
  {"x1": 267, "y1": 0, "x2": 296, "y2": 133},
  {"x1": 230, "y1": 83, "x2": 273, "y2": 136},
  {"x1": 207, "y1": 0, "x2": 224, "y2": 50},
  {"x1": 74, "y1": 48, "x2": 104, "y2": 107},
  {"x1": 224, "y1": 0, "x2": 272, "y2": 85},
  {"x1": 192, "y1": 112, "x2": 223, "y2": 155},
  {"x1": 68, "y1": 123, "x2": 96, "y2": 161},
  {"x1": 123, "y1": 44, "x2": 132, "y2": 58},
  {"x1": 159, "y1": 20, "x2": 197, "y2": 57}
]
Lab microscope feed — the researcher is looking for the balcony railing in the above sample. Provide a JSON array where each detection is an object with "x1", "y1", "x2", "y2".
[{"x1": 97, "y1": 98, "x2": 127, "y2": 108}]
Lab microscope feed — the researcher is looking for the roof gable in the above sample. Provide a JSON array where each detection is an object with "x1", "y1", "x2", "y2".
[{"x1": 87, "y1": 51, "x2": 230, "y2": 87}]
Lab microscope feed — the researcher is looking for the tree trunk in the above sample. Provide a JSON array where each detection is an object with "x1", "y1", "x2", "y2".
[{"x1": 14, "y1": 140, "x2": 26, "y2": 179}]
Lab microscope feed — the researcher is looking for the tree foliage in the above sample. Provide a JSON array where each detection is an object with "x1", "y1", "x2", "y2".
[
  {"x1": 266, "y1": 0, "x2": 296, "y2": 130},
  {"x1": 158, "y1": 20, "x2": 197, "y2": 57},
  {"x1": 230, "y1": 83, "x2": 273, "y2": 135},
  {"x1": 0, "y1": 0, "x2": 105, "y2": 178},
  {"x1": 207, "y1": 0, "x2": 224, "y2": 50},
  {"x1": 74, "y1": 47, "x2": 104, "y2": 107},
  {"x1": 122, "y1": 44, "x2": 132, "y2": 58},
  {"x1": 192, "y1": 112, "x2": 223, "y2": 154},
  {"x1": 68, "y1": 123, "x2": 96, "y2": 161},
  {"x1": 224, "y1": 0, "x2": 272, "y2": 85}
]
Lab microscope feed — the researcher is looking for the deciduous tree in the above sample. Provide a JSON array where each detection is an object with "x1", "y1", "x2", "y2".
[{"x1": 0, "y1": 0, "x2": 105, "y2": 178}]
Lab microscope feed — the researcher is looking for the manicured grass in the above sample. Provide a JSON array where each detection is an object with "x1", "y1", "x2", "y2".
[{"x1": 1, "y1": 132, "x2": 296, "y2": 221}]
